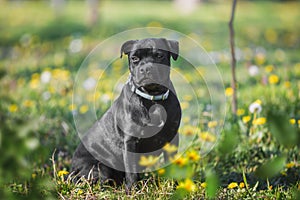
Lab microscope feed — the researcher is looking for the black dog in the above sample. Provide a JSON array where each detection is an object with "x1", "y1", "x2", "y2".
[{"x1": 71, "y1": 38, "x2": 181, "y2": 190}]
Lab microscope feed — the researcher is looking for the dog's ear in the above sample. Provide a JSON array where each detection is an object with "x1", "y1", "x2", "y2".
[
  {"x1": 120, "y1": 40, "x2": 138, "y2": 58},
  {"x1": 167, "y1": 40, "x2": 179, "y2": 60}
]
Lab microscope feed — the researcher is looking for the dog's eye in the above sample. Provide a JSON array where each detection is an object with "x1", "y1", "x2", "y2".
[{"x1": 131, "y1": 56, "x2": 140, "y2": 63}]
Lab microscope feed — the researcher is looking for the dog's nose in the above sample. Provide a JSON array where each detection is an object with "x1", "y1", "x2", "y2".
[{"x1": 139, "y1": 65, "x2": 152, "y2": 74}]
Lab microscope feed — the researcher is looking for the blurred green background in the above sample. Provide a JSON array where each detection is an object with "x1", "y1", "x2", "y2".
[{"x1": 0, "y1": 0, "x2": 299, "y2": 199}]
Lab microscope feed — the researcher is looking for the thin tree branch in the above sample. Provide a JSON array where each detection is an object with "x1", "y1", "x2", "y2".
[{"x1": 229, "y1": 0, "x2": 238, "y2": 116}]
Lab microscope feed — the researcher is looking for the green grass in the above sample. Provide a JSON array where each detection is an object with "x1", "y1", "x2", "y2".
[{"x1": 0, "y1": 0, "x2": 300, "y2": 199}]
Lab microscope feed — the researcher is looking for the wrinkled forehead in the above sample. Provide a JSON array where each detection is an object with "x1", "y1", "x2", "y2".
[{"x1": 132, "y1": 39, "x2": 169, "y2": 52}]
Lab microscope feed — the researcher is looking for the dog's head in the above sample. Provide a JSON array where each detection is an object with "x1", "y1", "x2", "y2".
[{"x1": 121, "y1": 38, "x2": 179, "y2": 95}]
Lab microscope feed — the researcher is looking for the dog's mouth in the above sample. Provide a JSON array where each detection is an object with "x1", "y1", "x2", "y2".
[{"x1": 138, "y1": 83, "x2": 168, "y2": 95}]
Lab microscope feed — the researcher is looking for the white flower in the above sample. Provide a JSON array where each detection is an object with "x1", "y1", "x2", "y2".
[
  {"x1": 41, "y1": 71, "x2": 51, "y2": 83},
  {"x1": 69, "y1": 38, "x2": 82, "y2": 53},
  {"x1": 83, "y1": 77, "x2": 96, "y2": 91},
  {"x1": 72, "y1": 110, "x2": 78, "y2": 116},
  {"x1": 101, "y1": 94, "x2": 111, "y2": 103},
  {"x1": 42, "y1": 91, "x2": 51, "y2": 100},
  {"x1": 249, "y1": 100, "x2": 262, "y2": 113},
  {"x1": 174, "y1": 0, "x2": 198, "y2": 14},
  {"x1": 248, "y1": 65, "x2": 259, "y2": 76},
  {"x1": 25, "y1": 138, "x2": 39, "y2": 150}
]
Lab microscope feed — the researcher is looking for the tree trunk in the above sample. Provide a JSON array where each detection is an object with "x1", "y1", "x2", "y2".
[{"x1": 229, "y1": 0, "x2": 238, "y2": 116}]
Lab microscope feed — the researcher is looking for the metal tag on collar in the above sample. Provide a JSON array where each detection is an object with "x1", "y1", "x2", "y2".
[
  {"x1": 130, "y1": 84, "x2": 135, "y2": 93},
  {"x1": 163, "y1": 90, "x2": 169, "y2": 100}
]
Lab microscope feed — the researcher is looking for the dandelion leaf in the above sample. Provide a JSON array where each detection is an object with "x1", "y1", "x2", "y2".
[
  {"x1": 255, "y1": 155, "x2": 286, "y2": 179},
  {"x1": 205, "y1": 169, "x2": 219, "y2": 198},
  {"x1": 267, "y1": 110, "x2": 298, "y2": 148},
  {"x1": 217, "y1": 126, "x2": 239, "y2": 155}
]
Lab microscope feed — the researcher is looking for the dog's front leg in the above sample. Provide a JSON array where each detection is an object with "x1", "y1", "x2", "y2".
[{"x1": 123, "y1": 135, "x2": 140, "y2": 193}]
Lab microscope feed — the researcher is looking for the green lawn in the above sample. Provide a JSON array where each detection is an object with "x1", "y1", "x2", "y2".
[{"x1": 0, "y1": 0, "x2": 299, "y2": 199}]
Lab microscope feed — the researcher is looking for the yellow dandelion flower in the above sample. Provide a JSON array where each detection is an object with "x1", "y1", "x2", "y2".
[
  {"x1": 284, "y1": 81, "x2": 291, "y2": 88},
  {"x1": 228, "y1": 182, "x2": 238, "y2": 189},
  {"x1": 237, "y1": 108, "x2": 245, "y2": 116},
  {"x1": 59, "y1": 99, "x2": 66, "y2": 107},
  {"x1": 112, "y1": 59, "x2": 123, "y2": 71},
  {"x1": 183, "y1": 95, "x2": 193, "y2": 102},
  {"x1": 289, "y1": 119, "x2": 296, "y2": 125},
  {"x1": 264, "y1": 29, "x2": 278, "y2": 44},
  {"x1": 147, "y1": 21, "x2": 163, "y2": 35},
  {"x1": 254, "y1": 99, "x2": 262, "y2": 105},
  {"x1": 77, "y1": 189, "x2": 83, "y2": 195},
  {"x1": 94, "y1": 91, "x2": 101, "y2": 100},
  {"x1": 139, "y1": 155, "x2": 159, "y2": 167},
  {"x1": 163, "y1": 143, "x2": 178, "y2": 154},
  {"x1": 255, "y1": 53, "x2": 266, "y2": 65},
  {"x1": 239, "y1": 182, "x2": 245, "y2": 188},
  {"x1": 225, "y1": 87, "x2": 234, "y2": 97},
  {"x1": 200, "y1": 182, "x2": 207, "y2": 188},
  {"x1": 23, "y1": 100, "x2": 34, "y2": 108},
  {"x1": 148, "y1": 21, "x2": 162, "y2": 28},
  {"x1": 187, "y1": 150, "x2": 200, "y2": 162},
  {"x1": 8, "y1": 104, "x2": 18, "y2": 113},
  {"x1": 181, "y1": 125, "x2": 198, "y2": 136},
  {"x1": 264, "y1": 65, "x2": 274, "y2": 73},
  {"x1": 177, "y1": 179, "x2": 196, "y2": 192},
  {"x1": 268, "y1": 74, "x2": 279, "y2": 85},
  {"x1": 17, "y1": 78, "x2": 25, "y2": 87},
  {"x1": 198, "y1": 132, "x2": 216, "y2": 142},
  {"x1": 57, "y1": 170, "x2": 69, "y2": 177},
  {"x1": 29, "y1": 78, "x2": 40, "y2": 89},
  {"x1": 31, "y1": 173, "x2": 37, "y2": 179},
  {"x1": 180, "y1": 101, "x2": 189, "y2": 110},
  {"x1": 89, "y1": 68, "x2": 105, "y2": 79},
  {"x1": 31, "y1": 73, "x2": 40, "y2": 80},
  {"x1": 268, "y1": 185, "x2": 273, "y2": 190},
  {"x1": 286, "y1": 162, "x2": 295, "y2": 169},
  {"x1": 61, "y1": 70, "x2": 70, "y2": 81},
  {"x1": 68, "y1": 104, "x2": 77, "y2": 111},
  {"x1": 298, "y1": 120, "x2": 300, "y2": 125},
  {"x1": 208, "y1": 121, "x2": 218, "y2": 128},
  {"x1": 242, "y1": 116, "x2": 251, "y2": 124},
  {"x1": 48, "y1": 86, "x2": 56, "y2": 94},
  {"x1": 158, "y1": 168, "x2": 165, "y2": 175},
  {"x1": 252, "y1": 117, "x2": 267, "y2": 125},
  {"x1": 182, "y1": 117, "x2": 190, "y2": 123},
  {"x1": 52, "y1": 69, "x2": 70, "y2": 81},
  {"x1": 172, "y1": 155, "x2": 188, "y2": 167},
  {"x1": 79, "y1": 105, "x2": 89, "y2": 114}
]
